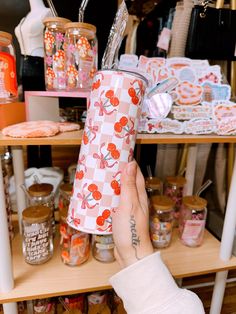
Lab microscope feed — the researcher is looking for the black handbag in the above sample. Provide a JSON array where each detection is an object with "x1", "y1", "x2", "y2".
[{"x1": 185, "y1": 1, "x2": 236, "y2": 60}]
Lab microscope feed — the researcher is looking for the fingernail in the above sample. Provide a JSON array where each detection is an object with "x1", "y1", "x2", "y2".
[{"x1": 126, "y1": 161, "x2": 137, "y2": 176}]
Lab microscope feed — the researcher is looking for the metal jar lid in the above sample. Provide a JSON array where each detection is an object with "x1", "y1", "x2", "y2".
[
  {"x1": 166, "y1": 176, "x2": 187, "y2": 187},
  {"x1": 151, "y1": 195, "x2": 175, "y2": 212},
  {"x1": 22, "y1": 205, "x2": 51, "y2": 224},
  {"x1": 28, "y1": 183, "x2": 53, "y2": 197},
  {"x1": 182, "y1": 195, "x2": 207, "y2": 211}
]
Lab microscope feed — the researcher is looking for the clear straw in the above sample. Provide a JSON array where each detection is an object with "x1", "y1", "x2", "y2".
[
  {"x1": 196, "y1": 179, "x2": 212, "y2": 196},
  {"x1": 147, "y1": 165, "x2": 153, "y2": 179},
  {"x1": 46, "y1": 0, "x2": 58, "y2": 17},
  {"x1": 78, "y1": 0, "x2": 89, "y2": 22}
]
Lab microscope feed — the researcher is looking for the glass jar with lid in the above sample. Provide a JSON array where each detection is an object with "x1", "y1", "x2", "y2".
[
  {"x1": 43, "y1": 17, "x2": 71, "y2": 90},
  {"x1": 27, "y1": 183, "x2": 55, "y2": 234},
  {"x1": 64, "y1": 22, "x2": 98, "y2": 90},
  {"x1": 92, "y1": 234, "x2": 115, "y2": 263},
  {"x1": 59, "y1": 206, "x2": 90, "y2": 266},
  {"x1": 150, "y1": 195, "x2": 174, "y2": 248},
  {"x1": 163, "y1": 176, "x2": 186, "y2": 226},
  {"x1": 58, "y1": 182, "x2": 73, "y2": 213},
  {"x1": 145, "y1": 176, "x2": 162, "y2": 198},
  {"x1": 179, "y1": 195, "x2": 207, "y2": 247},
  {"x1": 22, "y1": 205, "x2": 53, "y2": 265},
  {"x1": 0, "y1": 31, "x2": 18, "y2": 103}
]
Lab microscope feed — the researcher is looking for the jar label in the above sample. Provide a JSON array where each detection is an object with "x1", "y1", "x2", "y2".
[
  {"x1": 0, "y1": 52, "x2": 17, "y2": 98},
  {"x1": 96, "y1": 243, "x2": 114, "y2": 250},
  {"x1": 181, "y1": 220, "x2": 205, "y2": 241}
]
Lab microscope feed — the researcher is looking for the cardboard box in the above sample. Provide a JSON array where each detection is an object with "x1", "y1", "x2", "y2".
[{"x1": 0, "y1": 102, "x2": 26, "y2": 129}]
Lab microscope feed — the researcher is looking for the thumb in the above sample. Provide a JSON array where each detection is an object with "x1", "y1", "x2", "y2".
[{"x1": 120, "y1": 161, "x2": 139, "y2": 210}]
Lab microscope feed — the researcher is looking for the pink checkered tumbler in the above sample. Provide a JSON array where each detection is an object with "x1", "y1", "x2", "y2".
[{"x1": 67, "y1": 69, "x2": 147, "y2": 234}]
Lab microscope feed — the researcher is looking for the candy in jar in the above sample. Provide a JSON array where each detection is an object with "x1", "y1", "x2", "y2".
[
  {"x1": 64, "y1": 22, "x2": 97, "y2": 90},
  {"x1": 58, "y1": 183, "x2": 73, "y2": 212},
  {"x1": 22, "y1": 205, "x2": 53, "y2": 265},
  {"x1": 163, "y1": 176, "x2": 186, "y2": 226},
  {"x1": 150, "y1": 195, "x2": 174, "y2": 248},
  {"x1": 179, "y1": 195, "x2": 207, "y2": 247},
  {"x1": 92, "y1": 234, "x2": 115, "y2": 263},
  {"x1": 43, "y1": 17, "x2": 71, "y2": 90},
  {"x1": 60, "y1": 207, "x2": 90, "y2": 266},
  {"x1": 145, "y1": 176, "x2": 162, "y2": 198}
]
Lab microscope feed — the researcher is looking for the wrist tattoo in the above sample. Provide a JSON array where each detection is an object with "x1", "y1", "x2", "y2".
[{"x1": 130, "y1": 214, "x2": 141, "y2": 260}]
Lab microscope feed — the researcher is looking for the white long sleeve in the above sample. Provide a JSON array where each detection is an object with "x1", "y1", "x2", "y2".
[{"x1": 110, "y1": 252, "x2": 205, "y2": 314}]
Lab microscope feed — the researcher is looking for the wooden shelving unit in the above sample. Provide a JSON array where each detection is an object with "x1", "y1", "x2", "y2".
[{"x1": 1, "y1": 229, "x2": 235, "y2": 304}]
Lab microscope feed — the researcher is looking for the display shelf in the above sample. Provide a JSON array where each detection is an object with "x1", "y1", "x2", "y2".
[
  {"x1": 1, "y1": 131, "x2": 236, "y2": 146},
  {"x1": 1, "y1": 229, "x2": 236, "y2": 303}
]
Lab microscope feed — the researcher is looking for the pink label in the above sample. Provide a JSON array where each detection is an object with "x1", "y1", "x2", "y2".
[
  {"x1": 181, "y1": 220, "x2": 204, "y2": 240},
  {"x1": 156, "y1": 27, "x2": 171, "y2": 51}
]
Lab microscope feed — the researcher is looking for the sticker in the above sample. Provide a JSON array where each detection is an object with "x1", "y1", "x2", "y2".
[
  {"x1": 156, "y1": 27, "x2": 171, "y2": 51},
  {"x1": 175, "y1": 81, "x2": 203, "y2": 106},
  {"x1": 166, "y1": 57, "x2": 192, "y2": 69},
  {"x1": 184, "y1": 118, "x2": 216, "y2": 134},
  {"x1": 201, "y1": 82, "x2": 231, "y2": 102},
  {"x1": 148, "y1": 77, "x2": 179, "y2": 94},
  {"x1": 119, "y1": 54, "x2": 139, "y2": 69},
  {"x1": 216, "y1": 117, "x2": 236, "y2": 135},
  {"x1": 145, "y1": 118, "x2": 184, "y2": 134},
  {"x1": 181, "y1": 220, "x2": 205, "y2": 241},
  {"x1": 214, "y1": 104, "x2": 236, "y2": 121},
  {"x1": 144, "y1": 92, "x2": 173, "y2": 119},
  {"x1": 172, "y1": 105, "x2": 213, "y2": 120}
]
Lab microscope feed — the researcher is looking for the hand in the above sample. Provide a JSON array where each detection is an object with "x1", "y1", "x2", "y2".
[{"x1": 112, "y1": 160, "x2": 154, "y2": 268}]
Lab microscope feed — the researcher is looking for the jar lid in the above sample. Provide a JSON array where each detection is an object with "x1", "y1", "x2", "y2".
[
  {"x1": 59, "y1": 183, "x2": 73, "y2": 195},
  {"x1": 0, "y1": 31, "x2": 12, "y2": 46},
  {"x1": 166, "y1": 176, "x2": 186, "y2": 187},
  {"x1": 145, "y1": 177, "x2": 161, "y2": 190},
  {"x1": 28, "y1": 183, "x2": 53, "y2": 197},
  {"x1": 22, "y1": 205, "x2": 51, "y2": 223},
  {"x1": 64, "y1": 22, "x2": 96, "y2": 33},
  {"x1": 151, "y1": 195, "x2": 174, "y2": 211},
  {"x1": 43, "y1": 17, "x2": 71, "y2": 26},
  {"x1": 182, "y1": 195, "x2": 207, "y2": 210}
]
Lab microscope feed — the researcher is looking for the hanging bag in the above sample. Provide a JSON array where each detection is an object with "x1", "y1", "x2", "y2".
[{"x1": 185, "y1": 0, "x2": 236, "y2": 60}]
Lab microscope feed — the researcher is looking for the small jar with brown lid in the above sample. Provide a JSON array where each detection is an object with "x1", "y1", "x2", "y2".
[
  {"x1": 145, "y1": 177, "x2": 162, "y2": 198},
  {"x1": 27, "y1": 183, "x2": 55, "y2": 235},
  {"x1": 43, "y1": 17, "x2": 71, "y2": 90},
  {"x1": 22, "y1": 205, "x2": 53, "y2": 265},
  {"x1": 179, "y1": 195, "x2": 207, "y2": 247},
  {"x1": 163, "y1": 176, "x2": 187, "y2": 226},
  {"x1": 150, "y1": 195, "x2": 175, "y2": 249},
  {"x1": 59, "y1": 206, "x2": 90, "y2": 266},
  {"x1": 64, "y1": 22, "x2": 98, "y2": 90}
]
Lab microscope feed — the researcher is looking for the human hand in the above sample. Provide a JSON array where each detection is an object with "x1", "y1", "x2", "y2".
[{"x1": 112, "y1": 160, "x2": 154, "y2": 269}]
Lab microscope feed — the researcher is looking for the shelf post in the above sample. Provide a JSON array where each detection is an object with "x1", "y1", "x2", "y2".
[
  {"x1": 12, "y1": 146, "x2": 27, "y2": 234},
  {"x1": 0, "y1": 158, "x2": 17, "y2": 314}
]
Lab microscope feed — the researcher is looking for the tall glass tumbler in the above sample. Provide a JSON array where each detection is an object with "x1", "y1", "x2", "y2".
[{"x1": 67, "y1": 69, "x2": 147, "y2": 234}]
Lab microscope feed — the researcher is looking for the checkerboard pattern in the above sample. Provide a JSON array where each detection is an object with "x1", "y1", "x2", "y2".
[{"x1": 67, "y1": 70, "x2": 147, "y2": 234}]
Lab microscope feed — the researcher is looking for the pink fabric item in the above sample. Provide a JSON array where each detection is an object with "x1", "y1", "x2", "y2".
[
  {"x1": 56, "y1": 122, "x2": 80, "y2": 132},
  {"x1": 2, "y1": 120, "x2": 60, "y2": 138}
]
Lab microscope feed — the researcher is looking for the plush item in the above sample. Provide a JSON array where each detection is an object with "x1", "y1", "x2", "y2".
[{"x1": 56, "y1": 122, "x2": 80, "y2": 132}]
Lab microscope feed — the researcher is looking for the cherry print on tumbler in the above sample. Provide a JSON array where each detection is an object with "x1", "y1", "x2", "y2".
[{"x1": 67, "y1": 70, "x2": 147, "y2": 234}]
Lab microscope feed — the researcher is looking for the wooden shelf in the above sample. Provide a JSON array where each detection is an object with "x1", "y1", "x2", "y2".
[
  {"x1": 1, "y1": 131, "x2": 236, "y2": 146},
  {"x1": 1, "y1": 229, "x2": 236, "y2": 303}
]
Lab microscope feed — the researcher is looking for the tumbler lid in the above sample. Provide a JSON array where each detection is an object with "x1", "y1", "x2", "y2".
[
  {"x1": 22, "y1": 205, "x2": 51, "y2": 223},
  {"x1": 28, "y1": 183, "x2": 53, "y2": 197},
  {"x1": 182, "y1": 195, "x2": 207, "y2": 210},
  {"x1": 166, "y1": 176, "x2": 186, "y2": 187},
  {"x1": 151, "y1": 195, "x2": 174, "y2": 211}
]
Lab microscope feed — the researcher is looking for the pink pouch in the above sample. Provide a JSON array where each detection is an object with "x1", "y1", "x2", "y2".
[{"x1": 67, "y1": 69, "x2": 147, "y2": 234}]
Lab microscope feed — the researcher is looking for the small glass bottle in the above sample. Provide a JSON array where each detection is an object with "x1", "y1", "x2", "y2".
[
  {"x1": 163, "y1": 176, "x2": 186, "y2": 226},
  {"x1": 27, "y1": 183, "x2": 55, "y2": 234},
  {"x1": 43, "y1": 17, "x2": 71, "y2": 90},
  {"x1": 150, "y1": 195, "x2": 174, "y2": 248},
  {"x1": 22, "y1": 205, "x2": 53, "y2": 265},
  {"x1": 0, "y1": 31, "x2": 18, "y2": 103},
  {"x1": 58, "y1": 183, "x2": 73, "y2": 213},
  {"x1": 145, "y1": 176, "x2": 162, "y2": 198},
  {"x1": 64, "y1": 22, "x2": 98, "y2": 90},
  {"x1": 92, "y1": 234, "x2": 115, "y2": 263},
  {"x1": 179, "y1": 195, "x2": 207, "y2": 247},
  {"x1": 59, "y1": 207, "x2": 90, "y2": 266}
]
